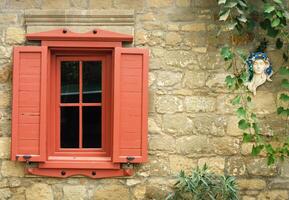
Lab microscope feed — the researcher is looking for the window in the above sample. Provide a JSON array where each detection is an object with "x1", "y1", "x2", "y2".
[{"x1": 11, "y1": 29, "x2": 148, "y2": 178}]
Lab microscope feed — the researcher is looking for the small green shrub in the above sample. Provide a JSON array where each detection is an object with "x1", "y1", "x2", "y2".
[{"x1": 166, "y1": 164, "x2": 239, "y2": 200}]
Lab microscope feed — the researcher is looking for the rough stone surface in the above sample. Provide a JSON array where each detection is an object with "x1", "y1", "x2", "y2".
[
  {"x1": 1, "y1": 161, "x2": 24, "y2": 177},
  {"x1": 26, "y1": 183, "x2": 53, "y2": 200},
  {"x1": 6, "y1": 27, "x2": 25, "y2": 44},
  {"x1": 0, "y1": 1, "x2": 289, "y2": 199},
  {"x1": 63, "y1": 185, "x2": 87, "y2": 200},
  {"x1": 93, "y1": 185, "x2": 130, "y2": 200},
  {"x1": 237, "y1": 179, "x2": 266, "y2": 190},
  {"x1": 185, "y1": 96, "x2": 216, "y2": 112}
]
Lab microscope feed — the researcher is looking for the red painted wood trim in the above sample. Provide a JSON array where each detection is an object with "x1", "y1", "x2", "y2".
[
  {"x1": 112, "y1": 47, "x2": 149, "y2": 163},
  {"x1": 38, "y1": 161, "x2": 120, "y2": 169},
  {"x1": 26, "y1": 29, "x2": 133, "y2": 42},
  {"x1": 27, "y1": 168, "x2": 133, "y2": 178},
  {"x1": 11, "y1": 46, "x2": 48, "y2": 162},
  {"x1": 42, "y1": 41, "x2": 122, "y2": 48}
]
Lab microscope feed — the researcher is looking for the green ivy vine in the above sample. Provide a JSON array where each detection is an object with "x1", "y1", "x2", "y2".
[{"x1": 217, "y1": 0, "x2": 289, "y2": 165}]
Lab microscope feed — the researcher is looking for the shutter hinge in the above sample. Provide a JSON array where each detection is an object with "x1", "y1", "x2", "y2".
[
  {"x1": 23, "y1": 155, "x2": 32, "y2": 165},
  {"x1": 125, "y1": 156, "x2": 135, "y2": 167}
]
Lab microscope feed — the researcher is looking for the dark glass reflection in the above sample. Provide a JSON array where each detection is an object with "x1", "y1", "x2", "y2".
[
  {"x1": 61, "y1": 107, "x2": 79, "y2": 148},
  {"x1": 83, "y1": 61, "x2": 102, "y2": 103},
  {"x1": 82, "y1": 107, "x2": 101, "y2": 148},
  {"x1": 61, "y1": 61, "x2": 79, "y2": 103}
]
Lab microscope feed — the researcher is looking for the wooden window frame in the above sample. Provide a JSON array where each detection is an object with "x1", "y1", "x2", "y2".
[{"x1": 12, "y1": 29, "x2": 148, "y2": 178}]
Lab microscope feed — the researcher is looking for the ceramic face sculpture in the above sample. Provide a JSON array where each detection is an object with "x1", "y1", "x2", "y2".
[{"x1": 245, "y1": 52, "x2": 273, "y2": 95}]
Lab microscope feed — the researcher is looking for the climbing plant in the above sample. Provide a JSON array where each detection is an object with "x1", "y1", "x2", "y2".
[{"x1": 217, "y1": 0, "x2": 289, "y2": 165}]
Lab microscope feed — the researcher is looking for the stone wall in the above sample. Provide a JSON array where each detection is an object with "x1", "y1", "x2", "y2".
[{"x1": 0, "y1": 0, "x2": 289, "y2": 199}]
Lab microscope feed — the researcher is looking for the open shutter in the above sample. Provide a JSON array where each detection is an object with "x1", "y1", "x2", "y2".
[
  {"x1": 11, "y1": 46, "x2": 48, "y2": 162},
  {"x1": 113, "y1": 47, "x2": 148, "y2": 163}
]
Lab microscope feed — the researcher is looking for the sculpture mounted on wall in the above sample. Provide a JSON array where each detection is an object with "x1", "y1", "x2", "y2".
[{"x1": 245, "y1": 52, "x2": 273, "y2": 95}]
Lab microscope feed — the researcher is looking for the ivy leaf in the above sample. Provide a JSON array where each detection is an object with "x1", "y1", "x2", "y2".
[
  {"x1": 238, "y1": 119, "x2": 250, "y2": 130},
  {"x1": 236, "y1": 107, "x2": 246, "y2": 118},
  {"x1": 281, "y1": 79, "x2": 289, "y2": 89},
  {"x1": 277, "y1": 106, "x2": 285, "y2": 115},
  {"x1": 273, "y1": 0, "x2": 283, "y2": 4},
  {"x1": 220, "y1": 47, "x2": 233, "y2": 61},
  {"x1": 276, "y1": 38, "x2": 283, "y2": 49},
  {"x1": 283, "y1": 53, "x2": 289, "y2": 62},
  {"x1": 231, "y1": 95, "x2": 241, "y2": 105},
  {"x1": 265, "y1": 144, "x2": 275, "y2": 154},
  {"x1": 225, "y1": 2, "x2": 238, "y2": 8},
  {"x1": 252, "y1": 123, "x2": 260, "y2": 134},
  {"x1": 279, "y1": 66, "x2": 289, "y2": 75},
  {"x1": 279, "y1": 93, "x2": 289, "y2": 102},
  {"x1": 227, "y1": 22, "x2": 238, "y2": 30},
  {"x1": 225, "y1": 75, "x2": 236, "y2": 89},
  {"x1": 238, "y1": 0, "x2": 247, "y2": 8},
  {"x1": 267, "y1": 154, "x2": 275, "y2": 165},
  {"x1": 267, "y1": 27, "x2": 279, "y2": 37},
  {"x1": 247, "y1": 96, "x2": 252, "y2": 102},
  {"x1": 251, "y1": 113, "x2": 257, "y2": 120},
  {"x1": 264, "y1": 4, "x2": 275, "y2": 13},
  {"x1": 251, "y1": 145, "x2": 264, "y2": 156},
  {"x1": 237, "y1": 15, "x2": 247, "y2": 23},
  {"x1": 218, "y1": 0, "x2": 227, "y2": 4},
  {"x1": 271, "y1": 18, "x2": 281, "y2": 27},
  {"x1": 243, "y1": 133, "x2": 254, "y2": 143},
  {"x1": 219, "y1": 9, "x2": 230, "y2": 21}
]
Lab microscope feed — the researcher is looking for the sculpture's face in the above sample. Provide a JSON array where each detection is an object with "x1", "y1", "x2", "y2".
[{"x1": 253, "y1": 59, "x2": 269, "y2": 74}]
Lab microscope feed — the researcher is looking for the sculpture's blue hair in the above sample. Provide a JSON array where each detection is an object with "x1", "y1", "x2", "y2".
[{"x1": 246, "y1": 52, "x2": 272, "y2": 81}]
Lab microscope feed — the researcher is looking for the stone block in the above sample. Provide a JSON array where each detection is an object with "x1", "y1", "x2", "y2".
[
  {"x1": 176, "y1": 135, "x2": 211, "y2": 155},
  {"x1": 41, "y1": 0, "x2": 70, "y2": 8},
  {"x1": 0, "y1": 63, "x2": 11, "y2": 83},
  {"x1": 184, "y1": 96, "x2": 216, "y2": 112},
  {"x1": 93, "y1": 185, "x2": 130, "y2": 200},
  {"x1": 0, "y1": 137, "x2": 10, "y2": 159},
  {"x1": 183, "y1": 70, "x2": 207, "y2": 89},
  {"x1": 252, "y1": 91, "x2": 276, "y2": 114},
  {"x1": 198, "y1": 157, "x2": 225, "y2": 174},
  {"x1": 206, "y1": 73, "x2": 228, "y2": 89},
  {"x1": 70, "y1": 0, "x2": 88, "y2": 8},
  {"x1": 237, "y1": 179, "x2": 266, "y2": 190},
  {"x1": 89, "y1": 0, "x2": 112, "y2": 9},
  {"x1": 147, "y1": 0, "x2": 173, "y2": 8},
  {"x1": 0, "y1": 91, "x2": 11, "y2": 108},
  {"x1": 190, "y1": 114, "x2": 226, "y2": 136},
  {"x1": 156, "y1": 95, "x2": 183, "y2": 113},
  {"x1": 226, "y1": 157, "x2": 246, "y2": 176},
  {"x1": 0, "y1": 14, "x2": 17, "y2": 24},
  {"x1": 165, "y1": 32, "x2": 182, "y2": 46},
  {"x1": 133, "y1": 185, "x2": 146, "y2": 200},
  {"x1": 211, "y1": 137, "x2": 240, "y2": 155},
  {"x1": 169, "y1": 155, "x2": 197, "y2": 174},
  {"x1": 227, "y1": 116, "x2": 243, "y2": 136},
  {"x1": 163, "y1": 113, "x2": 193, "y2": 134},
  {"x1": 1, "y1": 161, "x2": 24, "y2": 177},
  {"x1": 257, "y1": 190, "x2": 288, "y2": 200},
  {"x1": 149, "y1": 134, "x2": 175, "y2": 151},
  {"x1": 156, "y1": 71, "x2": 182, "y2": 87},
  {"x1": 148, "y1": 118, "x2": 161, "y2": 134},
  {"x1": 114, "y1": 0, "x2": 144, "y2": 9},
  {"x1": 6, "y1": 0, "x2": 40, "y2": 9},
  {"x1": 0, "y1": 188, "x2": 11, "y2": 200},
  {"x1": 181, "y1": 23, "x2": 206, "y2": 32},
  {"x1": 246, "y1": 158, "x2": 277, "y2": 176},
  {"x1": 63, "y1": 185, "x2": 87, "y2": 200},
  {"x1": 280, "y1": 159, "x2": 289, "y2": 178},
  {"x1": 164, "y1": 50, "x2": 198, "y2": 68},
  {"x1": 269, "y1": 179, "x2": 289, "y2": 189},
  {"x1": 176, "y1": 0, "x2": 191, "y2": 7},
  {"x1": 26, "y1": 183, "x2": 53, "y2": 200},
  {"x1": 5, "y1": 27, "x2": 25, "y2": 45}
]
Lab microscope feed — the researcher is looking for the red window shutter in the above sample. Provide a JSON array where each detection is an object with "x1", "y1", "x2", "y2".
[
  {"x1": 11, "y1": 46, "x2": 48, "y2": 162},
  {"x1": 112, "y1": 47, "x2": 148, "y2": 163}
]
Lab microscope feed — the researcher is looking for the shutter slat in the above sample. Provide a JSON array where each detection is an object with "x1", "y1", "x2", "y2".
[
  {"x1": 112, "y1": 47, "x2": 148, "y2": 163},
  {"x1": 11, "y1": 46, "x2": 47, "y2": 162}
]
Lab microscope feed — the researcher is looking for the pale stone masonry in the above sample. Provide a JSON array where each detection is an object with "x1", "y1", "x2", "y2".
[{"x1": 0, "y1": 0, "x2": 289, "y2": 199}]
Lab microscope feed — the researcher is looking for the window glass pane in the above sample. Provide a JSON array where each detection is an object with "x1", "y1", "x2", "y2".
[
  {"x1": 83, "y1": 61, "x2": 102, "y2": 103},
  {"x1": 82, "y1": 107, "x2": 101, "y2": 148},
  {"x1": 61, "y1": 107, "x2": 79, "y2": 148},
  {"x1": 61, "y1": 61, "x2": 79, "y2": 103}
]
